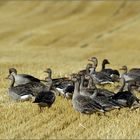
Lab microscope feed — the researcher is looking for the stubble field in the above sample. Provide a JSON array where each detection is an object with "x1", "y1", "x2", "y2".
[{"x1": 0, "y1": 1, "x2": 140, "y2": 139}]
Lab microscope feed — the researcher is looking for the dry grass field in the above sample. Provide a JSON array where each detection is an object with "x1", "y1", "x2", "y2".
[{"x1": 0, "y1": 1, "x2": 140, "y2": 139}]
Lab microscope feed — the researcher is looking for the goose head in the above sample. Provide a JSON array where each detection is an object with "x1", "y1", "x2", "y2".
[
  {"x1": 88, "y1": 57, "x2": 98, "y2": 67},
  {"x1": 9, "y1": 68, "x2": 17, "y2": 75},
  {"x1": 85, "y1": 63, "x2": 93, "y2": 74},
  {"x1": 44, "y1": 68, "x2": 52, "y2": 74},
  {"x1": 102, "y1": 59, "x2": 110, "y2": 65},
  {"x1": 44, "y1": 68, "x2": 52, "y2": 79},
  {"x1": 120, "y1": 65, "x2": 128, "y2": 74}
]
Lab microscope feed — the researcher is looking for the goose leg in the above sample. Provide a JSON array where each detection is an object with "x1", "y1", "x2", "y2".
[{"x1": 38, "y1": 106, "x2": 43, "y2": 113}]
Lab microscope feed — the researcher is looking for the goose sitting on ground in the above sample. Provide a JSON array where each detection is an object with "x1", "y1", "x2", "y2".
[
  {"x1": 6, "y1": 75, "x2": 35, "y2": 101},
  {"x1": 88, "y1": 57, "x2": 114, "y2": 85},
  {"x1": 8, "y1": 68, "x2": 40, "y2": 86},
  {"x1": 6, "y1": 71, "x2": 50, "y2": 100},
  {"x1": 33, "y1": 77, "x2": 55, "y2": 112},
  {"x1": 71, "y1": 74, "x2": 104, "y2": 114},
  {"x1": 44, "y1": 68, "x2": 74, "y2": 99},
  {"x1": 120, "y1": 65, "x2": 140, "y2": 82},
  {"x1": 101, "y1": 59, "x2": 120, "y2": 81},
  {"x1": 111, "y1": 77, "x2": 140, "y2": 108}
]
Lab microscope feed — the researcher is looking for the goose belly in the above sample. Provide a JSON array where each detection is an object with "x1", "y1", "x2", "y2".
[
  {"x1": 9, "y1": 88, "x2": 33, "y2": 101},
  {"x1": 8, "y1": 91, "x2": 21, "y2": 100},
  {"x1": 20, "y1": 94, "x2": 33, "y2": 101}
]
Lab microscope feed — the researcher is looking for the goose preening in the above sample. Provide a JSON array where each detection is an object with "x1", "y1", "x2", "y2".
[
  {"x1": 111, "y1": 78, "x2": 140, "y2": 108},
  {"x1": 71, "y1": 74, "x2": 104, "y2": 114},
  {"x1": 44, "y1": 68, "x2": 74, "y2": 99},
  {"x1": 101, "y1": 59, "x2": 120, "y2": 81},
  {"x1": 8, "y1": 68, "x2": 40, "y2": 86}
]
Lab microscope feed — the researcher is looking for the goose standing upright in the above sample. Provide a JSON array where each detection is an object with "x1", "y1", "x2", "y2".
[
  {"x1": 33, "y1": 76, "x2": 55, "y2": 111},
  {"x1": 79, "y1": 75, "x2": 120, "y2": 111},
  {"x1": 85, "y1": 74, "x2": 114, "y2": 97},
  {"x1": 71, "y1": 74, "x2": 104, "y2": 114},
  {"x1": 8, "y1": 68, "x2": 40, "y2": 86},
  {"x1": 88, "y1": 57, "x2": 114, "y2": 85}
]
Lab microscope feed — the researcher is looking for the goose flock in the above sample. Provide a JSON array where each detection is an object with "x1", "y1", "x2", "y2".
[{"x1": 6, "y1": 56, "x2": 140, "y2": 113}]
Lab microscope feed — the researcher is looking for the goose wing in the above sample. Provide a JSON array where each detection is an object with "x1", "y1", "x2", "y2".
[
  {"x1": 19, "y1": 74, "x2": 40, "y2": 82},
  {"x1": 33, "y1": 91, "x2": 55, "y2": 107},
  {"x1": 75, "y1": 95, "x2": 104, "y2": 113},
  {"x1": 11, "y1": 85, "x2": 34, "y2": 96},
  {"x1": 102, "y1": 69, "x2": 120, "y2": 76},
  {"x1": 91, "y1": 72, "x2": 113, "y2": 84}
]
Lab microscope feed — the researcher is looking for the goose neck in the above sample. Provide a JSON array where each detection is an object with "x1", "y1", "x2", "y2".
[
  {"x1": 118, "y1": 78, "x2": 125, "y2": 92},
  {"x1": 10, "y1": 75, "x2": 15, "y2": 88},
  {"x1": 73, "y1": 80, "x2": 80, "y2": 98},
  {"x1": 80, "y1": 76, "x2": 84, "y2": 91},
  {"x1": 102, "y1": 61, "x2": 106, "y2": 70},
  {"x1": 88, "y1": 76, "x2": 96, "y2": 88}
]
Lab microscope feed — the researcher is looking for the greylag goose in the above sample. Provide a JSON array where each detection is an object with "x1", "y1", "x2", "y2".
[
  {"x1": 120, "y1": 65, "x2": 140, "y2": 82},
  {"x1": 88, "y1": 57, "x2": 98, "y2": 68},
  {"x1": 79, "y1": 75, "x2": 120, "y2": 111},
  {"x1": 72, "y1": 74, "x2": 104, "y2": 114},
  {"x1": 88, "y1": 57, "x2": 114, "y2": 85},
  {"x1": 78, "y1": 63, "x2": 93, "y2": 75},
  {"x1": 8, "y1": 68, "x2": 40, "y2": 86},
  {"x1": 6, "y1": 71, "x2": 51, "y2": 100},
  {"x1": 44, "y1": 68, "x2": 70, "y2": 86},
  {"x1": 44, "y1": 68, "x2": 74, "y2": 98},
  {"x1": 85, "y1": 74, "x2": 114, "y2": 97},
  {"x1": 33, "y1": 90, "x2": 55, "y2": 111},
  {"x1": 90, "y1": 63, "x2": 114, "y2": 85},
  {"x1": 101, "y1": 59, "x2": 120, "y2": 80},
  {"x1": 7, "y1": 75, "x2": 35, "y2": 101},
  {"x1": 33, "y1": 77, "x2": 55, "y2": 111},
  {"x1": 111, "y1": 77, "x2": 139, "y2": 108}
]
